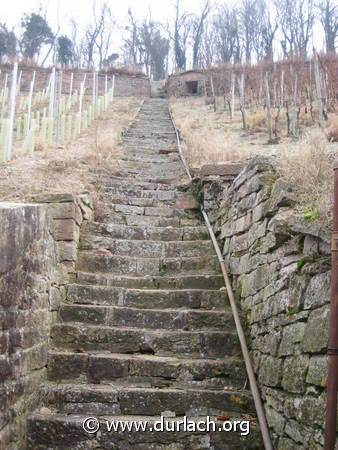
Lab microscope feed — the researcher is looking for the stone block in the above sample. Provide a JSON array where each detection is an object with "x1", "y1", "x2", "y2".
[
  {"x1": 302, "y1": 305, "x2": 330, "y2": 353},
  {"x1": 241, "y1": 263, "x2": 278, "y2": 298},
  {"x1": 49, "y1": 286, "x2": 61, "y2": 310},
  {"x1": 284, "y1": 419, "x2": 311, "y2": 445},
  {"x1": 266, "y1": 406, "x2": 285, "y2": 434},
  {"x1": 306, "y1": 356, "x2": 328, "y2": 387},
  {"x1": 175, "y1": 193, "x2": 199, "y2": 210},
  {"x1": 252, "y1": 332, "x2": 281, "y2": 356},
  {"x1": 282, "y1": 355, "x2": 309, "y2": 394},
  {"x1": 268, "y1": 179, "x2": 295, "y2": 212},
  {"x1": 303, "y1": 272, "x2": 330, "y2": 310},
  {"x1": 287, "y1": 273, "x2": 310, "y2": 311},
  {"x1": 48, "y1": 202, "x2": 76, "y2": 220},
  {"x1": 57, "y1": 241, "x2": 78, "y2": 262},
  {"x1": 52, "y1": 219, "x2": 80, "y2": 242},
  {"x1": 278, "y1": 437, "x2": 303, "y2": 450},
  {"x1": 284, "y1": 394, "x2": 326, "y2": 427},
  {"x1": 279, "y1": 323, "x2": 306, "y2": 356},
  {"x1": 259, "y1": 355, "x2": 282, "y2": 387}
]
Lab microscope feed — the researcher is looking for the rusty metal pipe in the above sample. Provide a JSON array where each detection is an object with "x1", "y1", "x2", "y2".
[
  {"x1": 168, "y1": 104, "x2": 273, "y2": 450},
  {"x1": 324, "y1": 163, "x2": 338, "y2": 449}
]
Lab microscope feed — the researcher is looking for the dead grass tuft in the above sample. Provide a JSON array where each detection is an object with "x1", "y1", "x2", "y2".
[
  {"x1": 325, "y1": 116, "x2": 338, "y2": 142},
  {"x1": 247, "y1": 110, "x2": 267, "y2": 131},
  {"x1": 277, "y1": 128, "x2": 334, "y2": 227}
]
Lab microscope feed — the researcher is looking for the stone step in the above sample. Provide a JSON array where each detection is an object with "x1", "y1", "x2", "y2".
[
  {"x1": 58, "y1": 304, "x2": 233, "y2": 331},
  {"x1": 111, "y1": 203, "x2": 188, "y2": 218},
  {"x1": 79, "y1": 236, "x2": 214, "y2": 258},
  {"x1": 47, "y1": 351, "x2": 246, "y2": 389},
  {"x1": 50, "y1": 323, "x2": 240, "y2": 358},
  {"x1": 73, "y1": 271, "x2": 225, "y2": 290},
  {"x1": 121, "y1": 153, "x2": 179, "y2": 163},
  {"x1": 27, "y1": 412, "x2": 261, "y2": 449},
  {"x1": 76, "y1": 251, "x2": 220, "y2": 275},
  {"x1": 106, "y1": 186, "x2": 178, "y2": 201},
  {"x1": 80, "y1": 222, "x2": 208, "y2": 242},
  {"x1": 100, "y1": 176, "x2": 179, "y2": 191},
  {"x1": 43, "y1": 384, "x2": 255, "y2": 417},
  {"x1": 103, "y1": 212, "x2": 201, "y2": 227},
  {"x1": 67, "y1": 283, "x2": 226, "y2": 309}
]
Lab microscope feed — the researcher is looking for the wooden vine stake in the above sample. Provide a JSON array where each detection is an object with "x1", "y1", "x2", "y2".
[
  {"x1": 230, "y1": 72, "x2": 235, "y2": 121},
  {"x1": 291, "y1": 74, "x2": 298, "y2": 136},
  {"x1": 210, "y1": 75, "x2": 216, "y2": 112},
  {"x1": 238, "y1": 73, "x2": 246, "y2": 130},
  {"x1": 264, "y1": 73, "x2": 273, "y2": 142},
  {"x1": 313, "y1": 50, "x2": 324, "y2": 128}
]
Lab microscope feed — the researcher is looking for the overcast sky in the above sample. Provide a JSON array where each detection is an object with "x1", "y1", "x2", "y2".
[{"x1": 1, "y1": 0, "x2": 326, "y2": 67}]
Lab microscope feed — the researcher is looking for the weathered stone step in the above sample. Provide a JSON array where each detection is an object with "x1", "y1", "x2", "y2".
[
  {"x1": 43, "y1": 384, "x2": 254, "y2": 416},
  {"x1": 105, "y1": 211, "x2": 181, "y2": 227},
  {"x1": 80, "y1": 221, "x2": 208, "y2": 242},
  {"x1": 74, "y1": 271, "x2": 225, "y2": 290},
  {"x1": 104, "y1": 212, "x2": 200, "y2": 227},
  {"x1": 27, "y1": 412, "x2": 262, "y2": 449},
  {"x1": 51, "y1": 323, "x2": 240, "y2": 358},
  {"x1": 67, "y1": 283, "x2": 226, "y2": 309},
  {"x1": 121, "y1": 153, "x2": 179, "y2": 163},
  {"x1": 105, "y1": 186, "x2": 178, "y2": 200},
  {"x1": 76, "y1": 251, "x2": 220, "y2": 275},
  {"x1": 48, "y1": 351, "x2": 246, "y2": 389},
  {"x1": 100, "y1": 176, "x2": 179, "y2": 191},
  {"x1": 111, "y1": 203, "x2": 187, "y2": 218},
  {"x1": 58, "y1": 304, "x2": 232, "y2": 331},
  {"x1": 79, "y1": 236, "x2": 214, "y2": 258},
  {"x1": 117, "y1": 174, "x2": 183, "y2": 185}
]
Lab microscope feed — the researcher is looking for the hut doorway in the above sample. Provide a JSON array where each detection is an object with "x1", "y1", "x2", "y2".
[{"x1": 186, "y1": 81, "x2": 198, "y2": 94}]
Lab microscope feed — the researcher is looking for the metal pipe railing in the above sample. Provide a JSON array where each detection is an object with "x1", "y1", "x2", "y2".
[
  {"x1": 168, "y1": 104, "x2": 273, "y2": 450},
  {"x1": 324, "y1": 162, "x2": 338, "y2": 449}
]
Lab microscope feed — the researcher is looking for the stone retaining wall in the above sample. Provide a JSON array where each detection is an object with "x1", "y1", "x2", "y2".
[
  {"x1": 0, "y1": 65, "x2": 150, "y2": 98},
  {"x1": 200, "y1": 156, "x2": 334, "y2": 449},
  {"x1": 0, "y1": 193, "x2": 93, "y2": 449}
]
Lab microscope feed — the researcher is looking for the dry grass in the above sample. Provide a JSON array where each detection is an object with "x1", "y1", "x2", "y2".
[
  {"x1": 325, "y1": 115, "x2": 338, "y2": 142},
  {"x1": 278, "y1": 128, "x2": 335, "y2": 227},
  {"x1": 0, "y1": 97, "x2": 142, "y2": 221},
  {"x1": 170, "y1": 97, "x2": 259, "y2": 168},
  {"x1": 170, "y1": 95, "x2": 338, "y2": 226},
  {"x1": 247, "y1": 110, "x2": 267, "y2": 131}
]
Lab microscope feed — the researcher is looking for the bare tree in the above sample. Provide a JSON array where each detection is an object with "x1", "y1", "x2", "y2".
[
  {"x1": 191, "y1": 1, "x2": 211, "y2": 68},
  {"x1": 123, "y1": 8, "x2": 140, "y2": 67},
  {"x1": 277, "y1": 0, "x2": 314, "y2": 57},
  {"x1": 173, "y1": 0, "x2": 191, "y2": 71},
  {"x1": 213, "y1": 5, "x2": 241, "y2": 63},
  {"x1": 239, "y1": 0, "x2": 259, "y2": 63},
  {"x1": 318, "y1": 0, "x2": 338, "y2": 53},
  {"x1": 84, "y1": 1, "x2": 110, "y2": 67},
  {"x1": 253, "y1": 0, "x2": 279, "y2": 61},
  {"x1": 95, "y1": 5, "x2": 115, "y2": 68}
]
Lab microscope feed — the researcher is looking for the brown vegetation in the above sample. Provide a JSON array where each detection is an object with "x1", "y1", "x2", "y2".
[{"x1": 0, "y1": 98, "x2": 142, "y2": 221}]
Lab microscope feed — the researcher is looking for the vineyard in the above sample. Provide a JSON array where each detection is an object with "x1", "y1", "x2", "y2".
[
  {"x1": 169, "y1": 53, "x2": 338, "y2": 228},
  {"x1": 220, "y1": 54, "x2": 337, "y2": 138},
  {"x1": 169, "y1": 53, "x2": 338, "y2": 145},
  {"x1": 0, "y1": 65, "x2": 120, "y2": 162}
]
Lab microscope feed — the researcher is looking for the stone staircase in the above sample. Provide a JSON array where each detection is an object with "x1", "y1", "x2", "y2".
[{"x1": 27, "y1": 96, "x2": 262, "y2": 449}]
